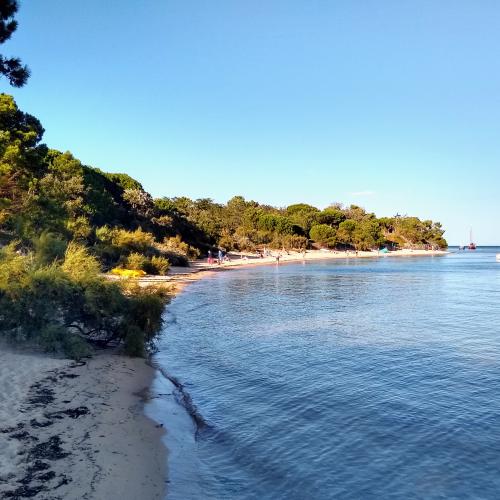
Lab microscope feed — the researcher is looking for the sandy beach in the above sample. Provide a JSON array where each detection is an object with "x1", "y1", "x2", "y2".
[
  {"x1": 0, "y1": 347, "x2": 166, "y2": 499},
  {"x1": 0, "y1": 247, "x2": 446, "y2": 499},
  {"x1": 129, "y1": 248, "x2": 448, "y2": 290}
]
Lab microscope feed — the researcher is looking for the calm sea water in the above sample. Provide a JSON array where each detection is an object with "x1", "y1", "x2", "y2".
[{"x1": 152, "y1": 248, "x2": 500, "y2": 499}]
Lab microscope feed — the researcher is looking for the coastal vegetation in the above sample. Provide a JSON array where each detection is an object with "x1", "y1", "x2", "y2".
[
  {"x1": 0, "y1": 241, "x2": 168, "y2": 359},
  {"x1": 159, "y1": 197, "x2": 447, "y2": 251},
  {"x1": 0, "y1": 93, "x2": 447, "y2": 358},
  {"x1": 0, "y1": 0, "x2": 30, "y2": 87}
]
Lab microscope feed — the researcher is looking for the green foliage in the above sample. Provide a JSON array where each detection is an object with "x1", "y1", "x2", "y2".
[
  {"x1": 0, "y1": 243, "x2": 169, "y2": 359},
  {"x1": 0, "y1": 1, "x2": 30, "y2": 87},
  {"x1": 286, "y1": 203, "x2": 319, "y2": 214},
  {"x1": 270, "y1": 234, "x2": 308, "y2": 250},
  {"x1": 125, "y1": 252, "x2": 149, "y2": 271},
  {"x1": 161, "y1": 235, "x2": 200, "y2": 260},
  {"x1": 319, "y1": 207, "x2": 346, "y2": 227},
  {"x1": 337, "y1": 219, "x2": 357, "y2": 246},
  {"x1": 285, "y1": 204, "x2": 320, "y2": 234},
  {"x1": 0, "y1": 94, "x2": 46, "y2": 232},
  {"x1": 148, "y1": 255, "x2": 170, "y2": 275},
  {"x1": 257, "y1": 214, "x2": 294, "y2": 235},
  {"x1": 104, "y1": 172, "x2": 143, "y2": 191},
  {"x1": 380, "y1": 216, "x2": 447, "y2": 249},
  {"x1": 61, "y1": 242, "x2": 101, "y2": 281},
  {"x1": 0, "y1": 94, "x2": 449, "y2": 361},
  {"x1": 333, "y1": 218, "x2": 382, "y2": 250},
  {"x1": 352, "y1": 220, "x2": 383, "y2": 250},
  {"x1": 111, "y1": 228, "x2": 155, "y2": 253},
  {"x1": 310, "y1": 224, "x2": 337, "y2": 248},
  {"x1": 121, "y1": 284, "x2": 170, "y2": 356},
  {"x1": 120, "y1": 252, "x2": 169, "y2": 275},
  {"x1": 123, "y1": 325, "x2": 145, "y2": 357},
  {"x1": 39, "y1": 324, "x2": 92, "y2": 361},
  {"x1": 344, "y1": 205, "x2": 374, "y2": 222},
  {"x1": 33, "y1": 231, "x2": 68, "y2": 266}
]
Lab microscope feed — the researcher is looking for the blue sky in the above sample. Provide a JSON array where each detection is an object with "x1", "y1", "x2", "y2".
[{"x1": 3, "y1": 1, "x2": 500, "y2": 244}]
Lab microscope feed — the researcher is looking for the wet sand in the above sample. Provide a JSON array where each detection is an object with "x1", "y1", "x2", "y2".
[
  {"x1": 0, "y1": 247, "x2": 446, "y2": 499},
  {"x1": 0, "y1": 347, "x2": 166, "y2": 499}
]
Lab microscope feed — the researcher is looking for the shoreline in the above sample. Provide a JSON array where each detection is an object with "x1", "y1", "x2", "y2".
[
  {"x1": 0, "y1": 347, "x2": 166, "y2": 500},
  {"x1": 0, "y1": 248, "x2": 447, "y2": 499},
  {"x1": 125, "y1": 248, "x2": 448, "y2": 291},
  {"x1": 137, "y1": 247, "x2": 449, "y2": 496}
]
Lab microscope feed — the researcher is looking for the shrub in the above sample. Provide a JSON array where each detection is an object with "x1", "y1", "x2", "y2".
[
  {"x1": 162, "y1": 251, "x2": 189, "y2": 267},
  {"x1": 125, "y1": 252, "x2": 149, "y2": 271},
  {"x1": 269, "y1": 234, "x2": 308, "y2": 250},
  {"x1": 95, "y1": 225, "x2": 114, "y2": 244},
  {"x1": 112, "y1": 228, "x2": 155, "y2": 253},
  {"x1": 161, "y1": 235, "x2": 200, "y2": 260},
  {"x1": 61, "y1": 242, "x2": 101, "y2": 282},
  {"x1": 0, "y1": 244, "x2": 170, "y2": 360},
  {"x1": 120, "y1": 253, "x2": 169, "y2": 275},
  {"x1": 33, "y1": 231, "x2": 68, "y2": 266},
  {"x1": 148, "y1": 255, "x2": 170, "y2": 275},
  {"x1": 122, "y1": 284, "x2": 168, "y2": 355},
  {"x1": 39, "y1": 324, "x2": 92, "y2": 361},
  {"x1": 233, "y1": 234, "x2": 256, "y2": 252},
  {"x1": 66, "y1": 216, "x2": 92, "y2": 240},
  {"x1": 123, "y1": 325, "x2": 145, "y2": 357}
]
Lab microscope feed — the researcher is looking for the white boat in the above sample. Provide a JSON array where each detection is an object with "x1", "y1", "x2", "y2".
[{"x1": 496, "y1": 254, "x2": 500, "y2": 262}]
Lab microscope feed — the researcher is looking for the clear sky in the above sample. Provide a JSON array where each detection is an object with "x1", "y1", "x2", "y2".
[{"x1": 3, "y1": 1, "x2": 500, "y2": 244}]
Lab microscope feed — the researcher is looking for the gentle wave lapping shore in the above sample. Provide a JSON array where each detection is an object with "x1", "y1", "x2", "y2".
[
  {"x1": 0, "y1": 248, "x2": 445, "y2": 499},
  {"x1": 130, "y1": 248, "x2": 448, "y2": 290}
]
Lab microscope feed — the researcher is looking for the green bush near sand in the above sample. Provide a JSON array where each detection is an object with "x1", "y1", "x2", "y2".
[
  {"x1": 0, "y1": 91, "x2": 448, "y2": 360},
  {"x1": 0, "y1": 242, "x2": 169, "y2": 359}
]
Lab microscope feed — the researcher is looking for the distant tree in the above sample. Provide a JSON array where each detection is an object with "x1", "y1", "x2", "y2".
[
  {"x1": 123, "y1": 188, "x2": 154, "y2": 218},
  {"x1": 0, "y1": 93, "x2": 46, "y2": 230},
  {"x1": 318, "y1": 207, "x2": 346, "y2": 227},
  {"x1": 309, "y1": 224, "x2": 336, "y2": 248},
  {"x1": 286, "y1": 203, "x2": 319, "y2": 214},
  {"x1": 0, "y1": 0, "x2": 29, "y2": 87},
  {"x1": 344, "y1": 204, "x2": 374, "y2": 222},
  {"x1": 103, "y1": 172, "x2": 143, "y2": 191},
  {"x1": 352, "y1": 219, "x2": 382, "y2": 250},
  {"x1": 225, "y1": 195, "x2": 255, "y2": 232},
  {"x1": 286, "y1": 204, "x2": 320, "y2": 234},
  {"x1": 336, "y1": 219, "x2": 357, "y2": 247}
]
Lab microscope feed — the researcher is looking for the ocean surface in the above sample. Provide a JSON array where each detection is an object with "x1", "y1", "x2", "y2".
[{"x1": 151, "y1": 247, "x2": 500, "y2": 499}]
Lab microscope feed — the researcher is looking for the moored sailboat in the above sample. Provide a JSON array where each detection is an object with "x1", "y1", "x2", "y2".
[{"x1": 468, "y1": 228, "x2": 476, "y2": 250}]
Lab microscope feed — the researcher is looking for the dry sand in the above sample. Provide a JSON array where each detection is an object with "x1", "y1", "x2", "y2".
[
  {"x1": 1, "y1": 247, "x2": 446, "y2": 499},
  {"x1": 0, "y1": 347, "x2": 165, "y2": 500},
  {"x1": 121, "y1": 248, "x2": 448, "y2": 290}
]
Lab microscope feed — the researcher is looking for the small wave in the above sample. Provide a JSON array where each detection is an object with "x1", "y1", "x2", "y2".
[{"x1": 154, "y1": 364, "x2": 209, "y2": 433}]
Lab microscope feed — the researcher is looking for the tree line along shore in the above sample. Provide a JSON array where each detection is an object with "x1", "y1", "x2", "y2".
[{"x1": 0, "y1": 94, "x2": 447, "y2": 359}]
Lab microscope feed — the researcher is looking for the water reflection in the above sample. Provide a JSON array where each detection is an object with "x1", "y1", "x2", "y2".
[{"x1": 154, "y1": 248, "x2": 500, "y2": 499}]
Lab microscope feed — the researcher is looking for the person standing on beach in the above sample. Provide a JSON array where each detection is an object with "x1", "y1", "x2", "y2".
[
  {"x1": 218, "y1": 249, "x2": 223, "y2": 264},
  {"x1": 208, "y1": 249, "x2": 213, "y2": 264}
]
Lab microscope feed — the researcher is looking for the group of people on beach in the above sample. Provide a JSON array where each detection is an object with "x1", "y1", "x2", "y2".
[
  {"x1": 207, "y1": 249, "x2": 231, "y2": 265},
  {"x1": 207, "y1": 247, "x2": 309, "y2": 266}
]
